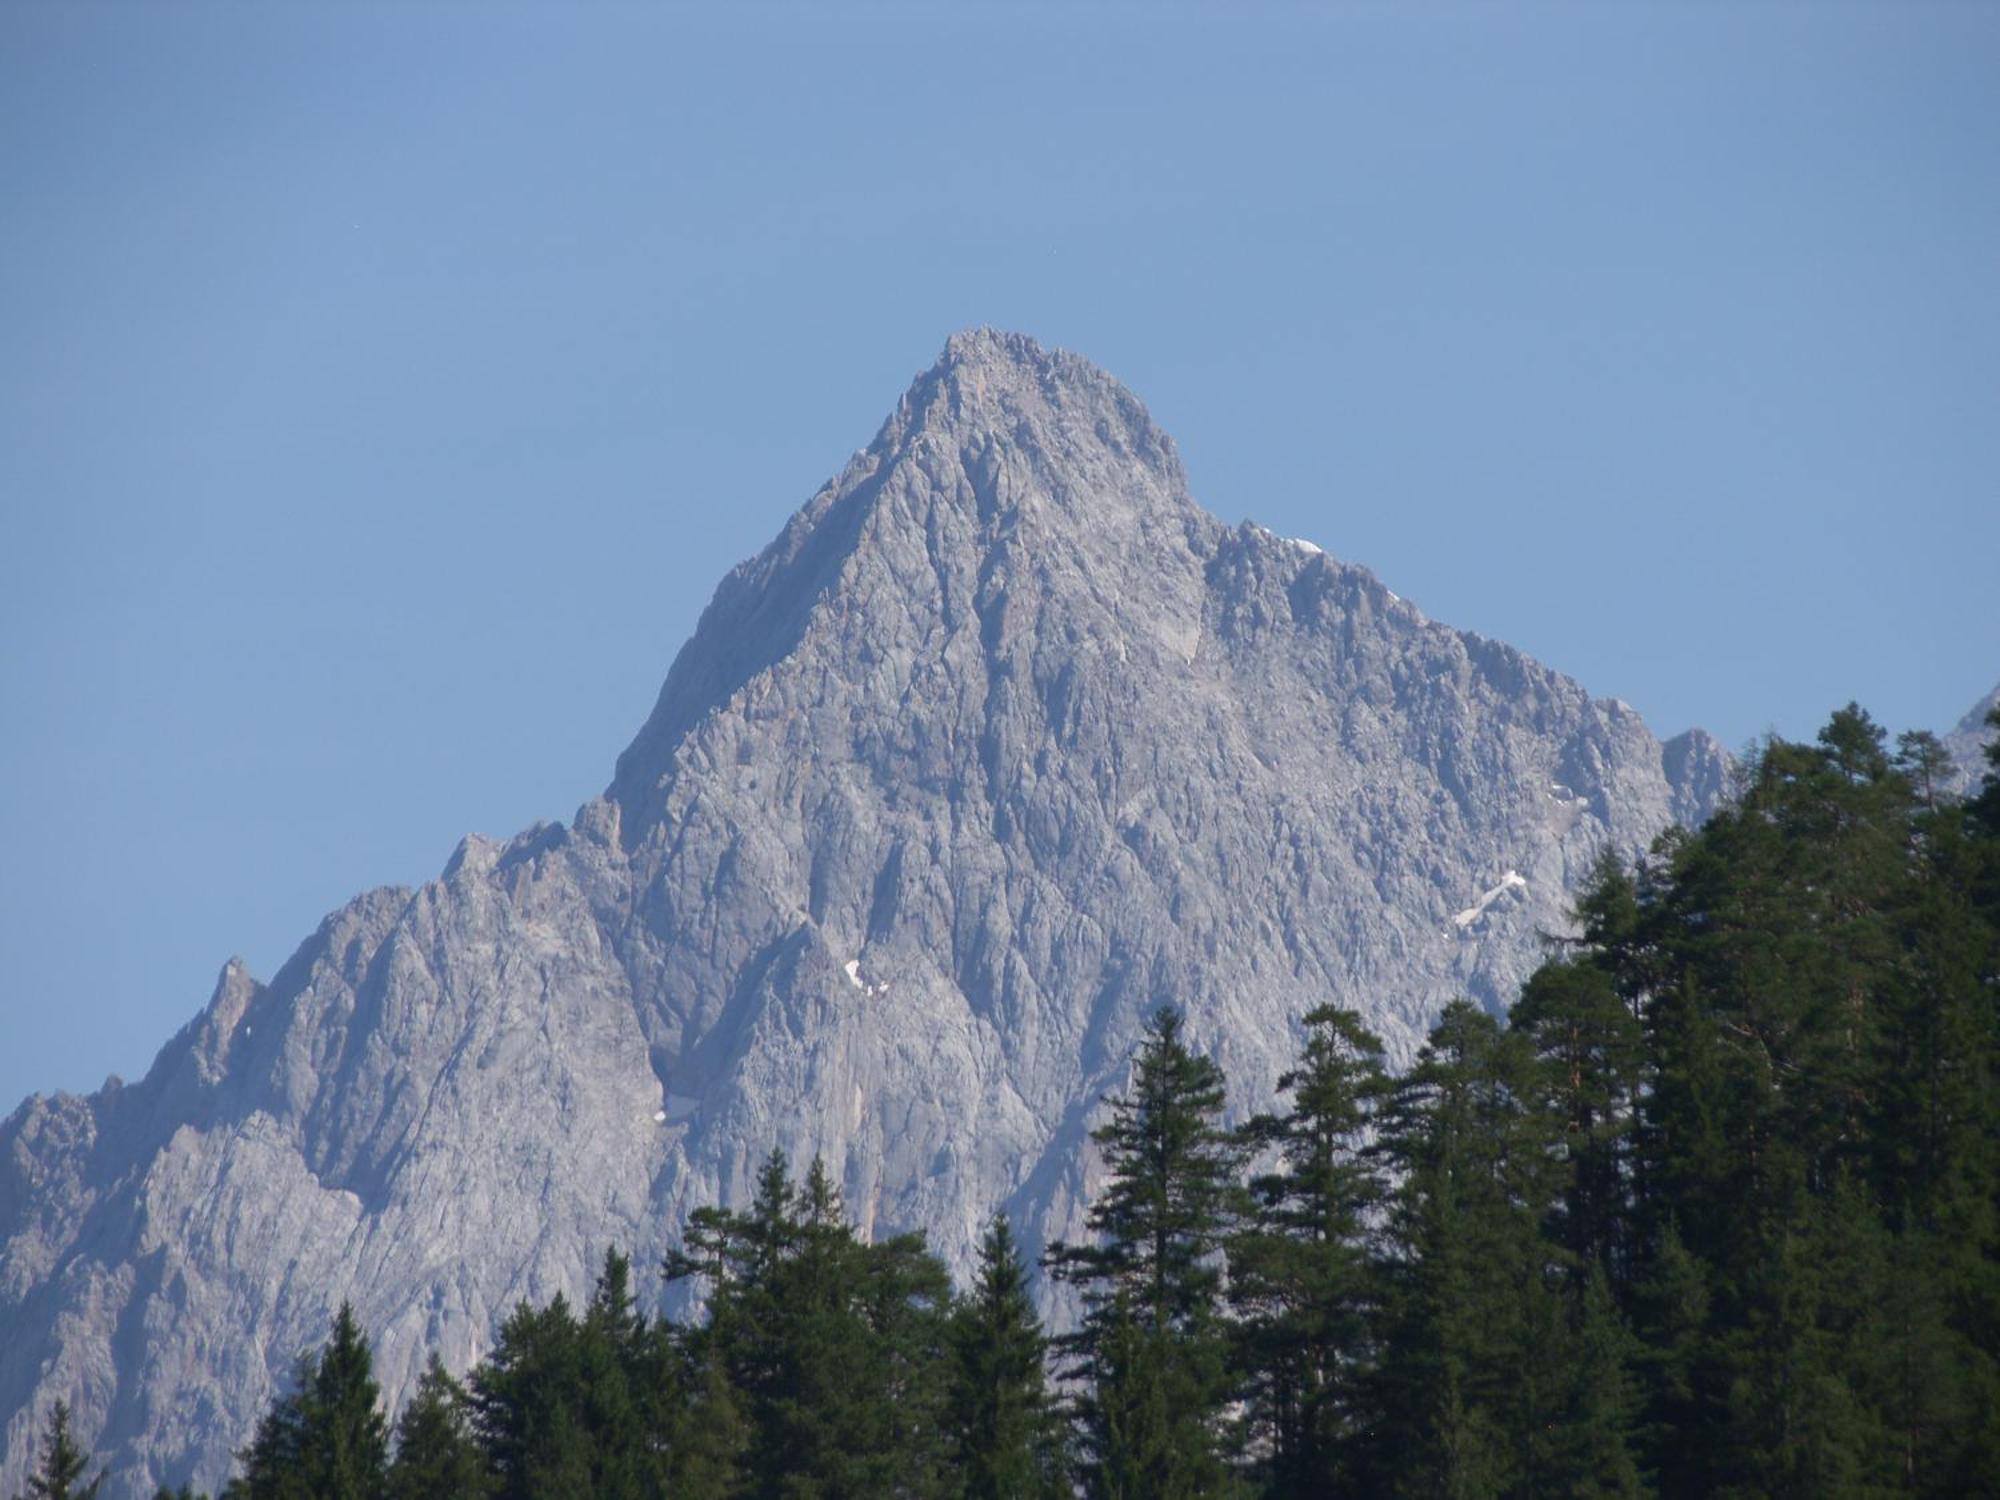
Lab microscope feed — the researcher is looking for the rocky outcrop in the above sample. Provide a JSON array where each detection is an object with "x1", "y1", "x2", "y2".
[
  {"x1": 1943, "y1": 680, "x2": 2000, "y2": 797},
  {"x1": 2, "y1": 330, "x2": 1730, "y2": 1496}
]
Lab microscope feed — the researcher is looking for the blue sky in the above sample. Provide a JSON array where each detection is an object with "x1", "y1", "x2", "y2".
[{"x1": 3, "y1": 1, "x2": 1996, "y2": 1110}]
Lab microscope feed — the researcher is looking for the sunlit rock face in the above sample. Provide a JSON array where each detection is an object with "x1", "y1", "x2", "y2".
[
  {"x1": 1943, "y1": 681, "x2": 2000, "y2": 797},
  {"x1": 0, "y1": 330, "x2": 1729, "y2": 1497}
]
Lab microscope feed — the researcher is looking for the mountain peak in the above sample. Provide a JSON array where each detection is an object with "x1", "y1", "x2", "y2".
[
  {"x1": 931, "y1": 326, "x2": 1104, "y2": 391},
  {"x1": 1, "y1": 334, "x2": 1733, "y2": 1497},
  {"x1": 937, "y1": 324, "x2": 1047, "y2": 371},
  {"x1": 610, "y1": 332, "x2": 1200, "y2": 812},
  {"x1": 889, "y1": 327, "x2": 1184, "y2": 486}
]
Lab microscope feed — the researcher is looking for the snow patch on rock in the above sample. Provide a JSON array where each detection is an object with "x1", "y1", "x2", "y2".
[
  {"x1": 843, "y1": 959, "x2": 888, "y2": 998},
  {"x1": 1454, "y1": 870, "x2": 1528, "y2": 929}
]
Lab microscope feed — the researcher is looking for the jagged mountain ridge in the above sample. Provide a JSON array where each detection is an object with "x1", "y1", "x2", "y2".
[{"x1": 3, "y1": 329, "x2": 1729, "y2": 1497}]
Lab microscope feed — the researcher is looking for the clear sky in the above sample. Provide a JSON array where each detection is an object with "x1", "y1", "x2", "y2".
[{"x1": 3, "y1": 2, "x2": 1996, "y2": 1111}]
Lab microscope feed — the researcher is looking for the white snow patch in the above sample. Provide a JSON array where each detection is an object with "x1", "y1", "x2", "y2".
[
  {"x1": 1288, "y1": 536, "x2": 1324, "y2": 556},
  {"x1": 1453, "y1": 870, "x2": 1527, "y2": 929},
  {"x1": 842, "y1": 959, "x2": 889, "y2": 998},
  {"x1": 652, "y1": 1110, "x2": 668, "y2": 1123}
]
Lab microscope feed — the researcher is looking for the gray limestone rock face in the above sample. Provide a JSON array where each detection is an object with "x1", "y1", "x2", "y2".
[
  {"x1": 2, "y1": 330, "x2": 1731, "y2": 1497},
  {"x1": 1942, "y1": 680, "x2": 2000, "y2": 797}
]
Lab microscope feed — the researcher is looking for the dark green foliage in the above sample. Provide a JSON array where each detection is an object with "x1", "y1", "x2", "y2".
[
  {"x1": 17, "y1": 1402, "x2": 103, "y2": 1500},
  {"x1": 945, "y1": 1215, "x2": 1067, "y2": 1500},
  {"x1": 469, "y1": 1295, "x2": 593, "y2": 1497},
  {"x1": 1561, "y1": 705, "x2": 2000, "y2": 1496},
  {"x1": 1511, "y1": 957, "x2": 1643, "y2": 1279},
  {"x1": 310, "y1": 1304, "x2": 393, "y2": 1500},
  {"x1": 665, "y1": 1343, "x2": 748, "y2": 1500},
  {"x1": 470, "y1": 1248, "x2": 678, "y2": 1500},
  {"x1": 1544, "y1": 1263, "x2": 1647, "y2": 1499},
  {"x1": 1363, "y1": 1001, "x2": 1583, "y2": 1498},
  {"x1": 1078, "y1": 1294, "x2": 1224, "y2": 1500},
  {"x1": 666, "y1": 1150, "x2": 952, "y2": 1499},
  {"x1": 1228, "y1": 1005, "x2": 1388, "y2": 1494},
  {"x1": 225, "y1": 1304, "x2": 388, "y2": 1500},
  {"x1": 1045, "y1": 1006, "x2": 1249, "y2": 1498},
  {"x1": 224, "y1": 1359, "x2": 311, "y2": 1500},
  {"x1": 387, "y1": 1355, "x2": 490, "y2": 1500}
]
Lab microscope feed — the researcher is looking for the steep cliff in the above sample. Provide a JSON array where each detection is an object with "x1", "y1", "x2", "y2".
[{"x1": 1, "y1": 331, "x2": 1730, "y2": 1496}]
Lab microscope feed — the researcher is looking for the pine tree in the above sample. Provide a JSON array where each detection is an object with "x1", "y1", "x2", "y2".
[
  {"x1": 664, "y1": 1342, "x2": 748, "y2": 1500},
  {"x1": 224, "y1": 1358, "x2": 312, "y2": 1500},
  {"x1": 1362, "y1": 1001, "x2": 1570, "y2": 1498},
  {"x1": 305, "y1": 1304, "x2": 391, "y2": 1500},
  {"x1": 18, "y1": 1402, "x2": 104, "y2": 1500},
  {"x1": 470, "y1": 1291, "x2": 607, "y2": 1500},
  {"x1": 1084, "y1": 1294, "x2": 1193, "y2": 1500},
  {"x1": 1541, "y1": 1263, "x2": 1646, "y2": 1498},
  {"x1": 1511, "y1": 957, "x2": 1643, "y2": 1280},
  {"x1": 1045, "y1": 1006, "x2": 1248, "y2": 1498},
  {"x1": 665, "y1": 1150, "x2": 954, "y2": 1498},
  {"x1": 225, "y1": 1308, "x2": 388, "y2": 1500},
  {"x1": 577, "y1": 1248, "x2": 660, "y2": 1500},
  {"x1": 468, "y1": 1249, "x2": 679, "y2": 1499},
  {"x1": 1630, "y1": 713, "x2": 1931, "y2": 1490},
  {"x1": 1533, "y1": 704, "x2": 2000, "y2": 1495},
  {"x1": 1626, "y1": 1220, "x2": 1711, "y2": 1498},
  {"x1": 387, "y1": 1355, "x2": 491, "y2": 1500},
  {"x1": 1228, "y1": 1004, "x2": 1388, "y2": 1495},
  {"x1": 1872, "y1": 711, "x2": 2000, "y2": 1492},
  {"x1": 945, "y1": 1215, "x2": 1067, "y2": 1500}
]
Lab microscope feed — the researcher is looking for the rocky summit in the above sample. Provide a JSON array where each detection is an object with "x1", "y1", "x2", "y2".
[{"x1": 1, "y1": 329, "x2": 1732, "y2": 1497}]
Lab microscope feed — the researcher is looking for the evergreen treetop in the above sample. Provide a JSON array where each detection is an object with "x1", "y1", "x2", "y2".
[{"x1": 18, "y1": 1402, "x2": 103, "y2": 1500}]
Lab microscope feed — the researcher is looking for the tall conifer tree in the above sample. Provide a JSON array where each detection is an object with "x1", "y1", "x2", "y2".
[
  {"x1": 1363, "y1": 1001, "x2": 1575, "y2": 1498},
  {"x1": 387, "y1": 1355, "x2": 490, "y2": 1500},
  {"x1": 226, "y1": 1307, "x2": 388, "y2": 1500},
  {"x1": 945, "y1": 1215, "x2": 1067, "y2": 1500},
  {"x1": 17, "y1": 1402, "x2": 104, "y2": 1500},
  {"x1": 306, "y1": 1304, "x2": 391, "y2": 1500},
  {"x1": 1229, "y1": 1004, "x2": 1388, "y2": 1495},
  {"x1": 665, "y1": 1150, "x2": 953, "y2": 1498},
  {"x1": 1045, "y1": 1006, "x2": 1248, "y2": 1498},
  {"x1": 470, "y1": 1294, "x2": 593, "y2": 1499}
]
